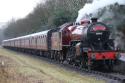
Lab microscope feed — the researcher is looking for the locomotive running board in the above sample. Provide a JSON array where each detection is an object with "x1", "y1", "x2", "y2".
[{"x1": 89, "y1": 50, "x2": 125, "y2": 53}]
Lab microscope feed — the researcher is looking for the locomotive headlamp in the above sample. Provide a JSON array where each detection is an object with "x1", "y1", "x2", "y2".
[{"x1": 116, "y1": 53, "x2": 121, "y2": 59}]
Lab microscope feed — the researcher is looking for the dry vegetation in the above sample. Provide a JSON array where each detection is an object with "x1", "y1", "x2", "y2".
[
  {"x1": 0, "y1": 55, "x2": 28, "y2": 83},
  {"x1": 0, "y1": 48, "x2": 105, "y2": 83}
]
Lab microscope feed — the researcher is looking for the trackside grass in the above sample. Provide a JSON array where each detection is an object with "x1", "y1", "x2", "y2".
[{"x1": 0, "y1": 48, "x2": 106, "y2": 83}]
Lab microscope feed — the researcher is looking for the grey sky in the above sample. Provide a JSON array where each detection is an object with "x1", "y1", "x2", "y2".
[{"x1": 0, "y1": 0, "x2": 42, "y2": 22}]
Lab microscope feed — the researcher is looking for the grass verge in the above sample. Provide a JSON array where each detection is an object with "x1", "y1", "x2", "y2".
[{"x1": 0, "y1": 48, "x2": 106, "y2": 83}]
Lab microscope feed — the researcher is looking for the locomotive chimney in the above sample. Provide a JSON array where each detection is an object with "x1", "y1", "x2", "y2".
[{"x1": 91, "y1": 18, "x2": 98, "y2": 23}]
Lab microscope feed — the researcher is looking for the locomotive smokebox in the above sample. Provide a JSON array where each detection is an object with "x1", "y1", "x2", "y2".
[{"x1": 86, "y1": 22, "x2": 110, "y2": 44}]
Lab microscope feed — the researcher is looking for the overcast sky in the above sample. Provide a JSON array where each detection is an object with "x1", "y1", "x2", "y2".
[{"x1": 0, "y1": 0, "x2": 42, "y2": 23}]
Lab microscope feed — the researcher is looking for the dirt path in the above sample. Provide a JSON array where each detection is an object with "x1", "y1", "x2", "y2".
[{"x1": 0, "y1": 48, "x2": 105, "y2": 83}]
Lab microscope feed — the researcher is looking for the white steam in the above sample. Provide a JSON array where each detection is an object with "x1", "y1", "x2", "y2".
[
  {"x1": 114, "y1": 32, "x2": 125, "y2": 50},
  {"x1": 76, "y1": 0, "x2": 125, "y2": 22}
]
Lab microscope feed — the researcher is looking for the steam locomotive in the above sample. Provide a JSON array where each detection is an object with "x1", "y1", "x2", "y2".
[{"x1": 2, "y1": 18, "x2": 120, "y2": 70}]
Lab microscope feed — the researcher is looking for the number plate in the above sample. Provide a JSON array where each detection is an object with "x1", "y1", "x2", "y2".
[{"x1": 96, "y1": 32, "x2": 102, "y2": 35}]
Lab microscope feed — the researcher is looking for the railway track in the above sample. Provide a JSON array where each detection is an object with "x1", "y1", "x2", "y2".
[
  {"x1": 4, "y1": 49, "x2": 125, "y2": 83},
  {"x1": 24, "y1": 53, "x2": 125, "y2": 83},
  {"x1": 62, "y1": 62, "x2": 125, "y2": 83}
]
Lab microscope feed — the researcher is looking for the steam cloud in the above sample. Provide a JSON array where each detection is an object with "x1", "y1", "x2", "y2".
[{"x1": 76, "y1": 0, "x2": 125, "y2": 22}]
